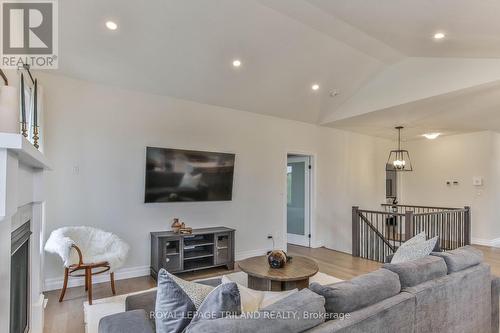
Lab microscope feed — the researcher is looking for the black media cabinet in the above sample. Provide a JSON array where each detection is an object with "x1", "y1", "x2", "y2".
[{"x1": 150, "y1": 227, "x2": 235, "y2": 279}]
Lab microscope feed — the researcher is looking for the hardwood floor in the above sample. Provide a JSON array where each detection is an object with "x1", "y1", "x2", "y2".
[{"x1": 43, "y1": 244, "x2": 499, "y2": 333}]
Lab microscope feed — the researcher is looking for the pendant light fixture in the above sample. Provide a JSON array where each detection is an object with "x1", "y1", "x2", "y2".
[{"x1": 386, "y1": 126, "x2": 413, "y2": 172}]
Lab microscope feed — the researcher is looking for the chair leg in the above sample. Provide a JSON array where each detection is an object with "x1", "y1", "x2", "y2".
[
  {"x1": 110, "y1": 272, "x2": 116, "y2": 295},
  {"x1": 87, "y1": 267, "x2": 93, "y2": 305},
  {"x1": 59, "y1": 267, "x2": 69, "y2": 302},
  {"x1": 85, "y1": 269, "x2": 89, "y2": 291}
]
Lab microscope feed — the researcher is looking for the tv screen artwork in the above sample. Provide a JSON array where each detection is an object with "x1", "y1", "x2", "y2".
[{"x1": 145, "y1": 147, "x2": 235, "y2": 202}]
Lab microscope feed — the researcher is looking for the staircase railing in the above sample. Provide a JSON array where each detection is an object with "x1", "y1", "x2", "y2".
[{"x1": 352, "y1": 204, "x2": 471, "y2": 262}]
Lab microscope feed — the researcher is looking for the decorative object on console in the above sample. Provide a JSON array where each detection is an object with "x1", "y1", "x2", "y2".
[
  {"x1": 150, "y1": 227, "x2": 235, "y2": 278},
  {"x1": 266, "y1": 250, "x2": 291, "y2": 269},
  {"x1": 171, "y1": 218, "x2": 182, "y2": 233},
  {"x1": 44, "y1": 226, "x2": 130, "y2": 305},
  {"x1": 171, "y1": 218, "x2": 193, "y2": 234},
  {"x1": 386, "y1": 126, "x2": 413, "y2": 172},
  {"x1": 179, "y1": 225, "x2": 193, "y2": 234}
]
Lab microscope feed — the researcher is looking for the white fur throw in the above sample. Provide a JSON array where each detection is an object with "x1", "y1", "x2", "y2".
[{"x1": 44, "y1": 226, "x2": 129, "y2": 272}]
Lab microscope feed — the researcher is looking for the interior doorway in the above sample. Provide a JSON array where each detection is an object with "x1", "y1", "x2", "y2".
[{"x1": 286, "y1": 154, "x2": 312, "y2": 247}]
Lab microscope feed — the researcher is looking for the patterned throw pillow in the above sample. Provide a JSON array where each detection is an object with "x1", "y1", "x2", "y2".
[
  {"x1": 169, "y1": 273, "x2": 214, "y2": 309},
  {"x1": 391, "y1": 234, "x2": 438, "y2": 264}
]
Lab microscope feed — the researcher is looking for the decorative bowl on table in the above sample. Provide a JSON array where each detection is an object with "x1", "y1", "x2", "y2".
[{"x1": 267, "y1": 250, "x2": 292, "y2": 269}]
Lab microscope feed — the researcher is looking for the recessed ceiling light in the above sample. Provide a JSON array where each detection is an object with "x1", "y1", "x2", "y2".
[
  {"x1": 232, "y1": 59, "x2": 241, "y2": 67},
  {"x1": 433, "y1": 32, "x2": 445, "y2": 40},
  {"x1": 311, "y1": 84, "x2": 320, "y2": 91},
  {"x1": 422, "y1": 133, "x2": 441, "y2": 140},
  {"x1": 106, "y1": 21, "x2": 118, "y2": 30}
]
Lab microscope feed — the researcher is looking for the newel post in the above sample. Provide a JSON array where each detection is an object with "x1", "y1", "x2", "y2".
[
  {"x1": 352, "y1": 206, "x2": 360, "y2": 257},
  {"x1": 464, "y1": 206, "x2": 471, "y2": 245},
  {"x1": 404, "y1": 210, "x2": 414, "y2": 241}
]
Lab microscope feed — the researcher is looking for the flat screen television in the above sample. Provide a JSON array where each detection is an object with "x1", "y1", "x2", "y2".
[{"x1": 145, "y1": 147, "x2": 235, "y2": 202}]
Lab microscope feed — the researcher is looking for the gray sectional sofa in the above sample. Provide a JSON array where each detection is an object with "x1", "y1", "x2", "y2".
[{"x1": 99, "y1": 246, "x2": 500, "y2": 333}]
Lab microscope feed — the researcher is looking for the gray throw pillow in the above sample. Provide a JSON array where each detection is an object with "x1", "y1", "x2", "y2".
[
  {"x1": 391, "y1": 235, "x2": 438, "y2": 263},
  {"x1": 155, "y1": 269, "x2": 197, "y2": 333},
  {"x1": 185, "y1": 282, "x2": 241, "y2": 329},
  {"x1": 309, "y1": 268, "x2": 400, "y2": 315}
]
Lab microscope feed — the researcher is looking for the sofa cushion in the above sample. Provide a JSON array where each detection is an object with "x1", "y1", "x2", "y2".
[
  {"x1": 309, "y1": 268, "x2": 400, "y2": 315},
  {"x1": 186, "y1": 282, "x2": 241, "y2": 328},
  {"x1": 430, "y1": 245, "x2": 483, "y2": 273},
  {"x1": 404, "y1": 263, "x2": 491, "y2": 333},
  {"x1": 98, "y1": 309, "x2": 154, "y2": 333},
  {"x1": 126, "y1": 290, "x2": 156, "y2": 316},
  {"x1": 391, "y1": 235, "x2": 438, "y2": 264},
  {"x1": 305, "y1": 292, "x2": 416, "y2": 333},
  {"x1": 383, "y1": 255, "x2": 447, "y2": 288},
  {"x1": 185, "y1": 288, "x2": 326, "y2": 333}
]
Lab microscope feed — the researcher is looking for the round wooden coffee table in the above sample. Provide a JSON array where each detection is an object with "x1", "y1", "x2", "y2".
[{"x1": 238, "y1": 255, "x2": 319, "y2": 291}]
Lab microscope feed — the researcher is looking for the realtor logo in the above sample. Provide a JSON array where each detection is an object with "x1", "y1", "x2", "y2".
[{"x1": 1, "y1": 0, "x2": 58, "y2": 69}]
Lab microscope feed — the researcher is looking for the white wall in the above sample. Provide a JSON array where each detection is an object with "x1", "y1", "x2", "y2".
[
  {"x1": 401, "y1": 131, "x2": 500, "y2": 244},
  {"x1": 38, "y1": 73, "x2": 388, "y2": 285}
]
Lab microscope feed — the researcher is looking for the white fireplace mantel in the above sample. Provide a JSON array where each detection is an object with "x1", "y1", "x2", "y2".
[{"x1": 0, "y1": 132, "x2": 51, "y2": 333}]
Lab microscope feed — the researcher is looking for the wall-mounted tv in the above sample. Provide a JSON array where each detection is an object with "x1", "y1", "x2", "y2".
[{"x1": 145, "y1": 147, "x2": 235, "y2": 203}]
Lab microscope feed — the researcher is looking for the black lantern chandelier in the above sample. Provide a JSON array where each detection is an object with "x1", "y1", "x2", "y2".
[{"x1": 386, "y1": 126, "x2": 413, "y2": 172}]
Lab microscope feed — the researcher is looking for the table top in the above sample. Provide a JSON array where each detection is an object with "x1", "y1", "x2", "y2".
[{"x1": 238, "y1": 255, "x2": 319, "y2": 281}]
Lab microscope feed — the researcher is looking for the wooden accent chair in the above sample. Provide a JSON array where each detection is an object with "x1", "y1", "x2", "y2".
[{"x1": 45, "y1": 226, "x2": 129, "y2": 305}]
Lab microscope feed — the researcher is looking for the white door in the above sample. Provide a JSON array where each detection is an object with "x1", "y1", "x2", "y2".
[{"x1": 286, "y1": 156, "x2": 311, "y2": 247}]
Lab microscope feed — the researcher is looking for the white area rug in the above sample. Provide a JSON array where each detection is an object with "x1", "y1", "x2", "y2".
[{"x1": 83, "y1": 271, "x2": 342, "y2": 333}]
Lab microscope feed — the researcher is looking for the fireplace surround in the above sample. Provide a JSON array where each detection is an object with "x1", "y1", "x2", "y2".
[{"x1": 0, "y1": 133, "x2": 51, "y2": 333}]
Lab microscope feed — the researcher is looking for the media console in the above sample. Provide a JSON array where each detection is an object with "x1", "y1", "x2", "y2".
[{"x1": 150, "y1": 227, "x2": 235, "y2": 279}]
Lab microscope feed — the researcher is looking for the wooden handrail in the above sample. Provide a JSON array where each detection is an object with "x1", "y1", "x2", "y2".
[
  {"x1": 381, "y1": 203, "x2": 462, "y2": 210},
  {"x1": 358, "y1": 209, "x2": 404, "y2": 216}
]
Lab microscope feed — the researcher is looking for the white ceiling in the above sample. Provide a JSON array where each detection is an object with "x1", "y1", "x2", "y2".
[
  {"x1": 53, "y1": 0, "x2": 500, "y2": 137},
  {"x1": 308, "y1": 0, "x2": 500, "y2": 58},
  {"x1": 55, "y1": 0, "x2": 388, "y2": 124}
]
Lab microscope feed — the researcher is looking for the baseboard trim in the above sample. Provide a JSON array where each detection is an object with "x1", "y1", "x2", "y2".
[
  {"x1": 471, "y1": 237, "x2": 500, "y2": 247},
  {"x1": 235, "y1": 248, "x2": 268, "y2": 261},
  {"x1": 44, "y1": 248, "x2": 269, "y2": 291},
  {"x1": 311, "y1": 241, "x2": 325, "y2": 248}
]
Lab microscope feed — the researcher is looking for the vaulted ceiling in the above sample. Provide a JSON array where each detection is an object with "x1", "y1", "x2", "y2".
[{"x1": 55, "y1": 0, "x2": 500, "y2": 139}]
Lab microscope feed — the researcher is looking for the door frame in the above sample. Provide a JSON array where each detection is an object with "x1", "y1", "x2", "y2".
[{"x1": 283, "y1": 151, "x2": 316, "y2": 249}]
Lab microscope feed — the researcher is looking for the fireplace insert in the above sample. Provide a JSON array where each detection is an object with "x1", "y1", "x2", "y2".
[{"x1": 10, "y1": 221, "x2": 31, "y2": 333}]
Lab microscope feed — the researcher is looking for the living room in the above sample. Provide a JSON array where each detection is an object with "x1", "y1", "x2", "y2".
[{"x1": 1, "y1": 1, "x2": 500, "y2": 333}]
